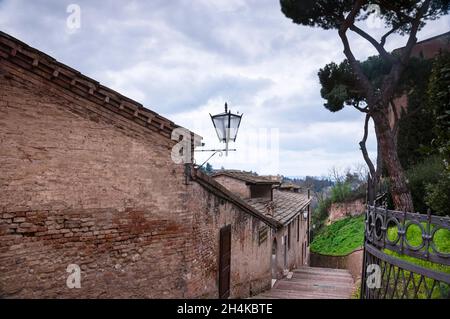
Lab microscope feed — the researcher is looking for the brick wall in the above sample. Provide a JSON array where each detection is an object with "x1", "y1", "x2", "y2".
[
  {"x1": 389, "y1": 32, "x2": 450, "y2": 129},
  {"x1": 185, "y1": 184, "x2": 272, "y2": 298},
  {"x1": 310, "y1": 248, "x2": 363, "y2": 282},
  {"x1": 327, "y1": 199, "x2": 365, "y2": 225},
  {"x1": 272, "y1": 211, "x2": 309, "y2": 278},
  {"x1": 0, "y1": 57, "x2": 271, "y2": 298}
]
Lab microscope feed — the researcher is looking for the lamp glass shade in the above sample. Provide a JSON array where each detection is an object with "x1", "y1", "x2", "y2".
[
  {"x1": 211, "y1": 110, "x2": 242, "y2": 143},
  {"x1": 212, "y1": 114, "x2": 227, "y2": 141},
  {"x1": 228, "y1": 114, "x2": 242, "y2": 141}
]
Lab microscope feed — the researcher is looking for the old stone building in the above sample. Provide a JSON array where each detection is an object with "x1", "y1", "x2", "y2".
[
  {"x1": 211, "y1": 171, "x2": 311, "y2": 281},
  {"x1": 278, "y1": 182, "x2": 301, "y2": 193},
  {"x1": 389, "y1": 31, "x2": 450, "y2": 128},
  {"x1": 0, "y1": 31, "x2": 284, "y2": 298}
]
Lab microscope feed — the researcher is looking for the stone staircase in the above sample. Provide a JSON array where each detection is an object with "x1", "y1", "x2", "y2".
[{"x1": 253, "y1": 266, "x2": 355, "y2": 299}]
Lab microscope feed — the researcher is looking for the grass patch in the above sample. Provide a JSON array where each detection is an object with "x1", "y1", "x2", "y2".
[
  {"x1": 385, "y1": 223, "x2": 450, "y2": 274},
  {"x1": 384, "y1": 223, "x2": 450, "y2": 298},
  {"x1": 310, "y1": 215, "x2": 364, "y2": 256}
]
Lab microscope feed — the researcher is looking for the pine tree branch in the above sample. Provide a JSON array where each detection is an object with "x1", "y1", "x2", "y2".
[
  {"x1": 338, "y1": 0, "x2": 375, "y2": 105},
  {"x1": 349, "y1": 24, "x2": 395, "y2": 64},
  {"x1": 380, "y1": 25, "x2": 399, "y2": 46},
  {"x1": 380, "y1": 0, "x2": 432, "y2": 106}
]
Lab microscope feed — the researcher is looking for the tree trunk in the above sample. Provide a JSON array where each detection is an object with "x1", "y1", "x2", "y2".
[{"x1": 372, "y1": 110, "x2": 414, "y2": 212}]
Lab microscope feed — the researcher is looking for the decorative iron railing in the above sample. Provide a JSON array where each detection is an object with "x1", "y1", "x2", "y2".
[{"x1": 361, "y1": 205, "x2": 450, "y2": 299}]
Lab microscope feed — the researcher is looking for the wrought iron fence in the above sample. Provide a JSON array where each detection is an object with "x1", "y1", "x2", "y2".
[{"x1": 361, "y1": 205, "x2": 450, "y2": 299}]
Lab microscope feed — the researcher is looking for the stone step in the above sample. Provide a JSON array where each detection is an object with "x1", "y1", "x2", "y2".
[
  {"x1": 294, "y1": 266, "x2": 353, "y2": 276},
  {"x1": 257, "y1": 288, "x2": 351, "y2": 299},
  {"x1": 291, "y1": 273, "x2": 354, "y2": 283},
  {"x1": 274, "y1": 280, "x2": 353, "y2": 290},
  {"x1": 295, "y1": 265, "x2": 350, "y2": 272},
  {"x1": 251, "y1": 266, "x2": 356, "y2": 299},
  {"x1": 275, "y1": 286, "x2": 353, "y2": 295}
]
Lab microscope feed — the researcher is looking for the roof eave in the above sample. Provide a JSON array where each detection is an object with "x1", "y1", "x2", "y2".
[{"x1": 191, "y1": 167, "x2": 281, "y2": 229}]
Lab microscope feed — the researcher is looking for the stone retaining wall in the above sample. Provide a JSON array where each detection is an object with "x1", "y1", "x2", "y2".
[
  {"x1": 310, "y1": 248, "x2": 364, "y2": 282},
  {"x1": 327, "y1": 199, "x2": 365, "y2": 224}
]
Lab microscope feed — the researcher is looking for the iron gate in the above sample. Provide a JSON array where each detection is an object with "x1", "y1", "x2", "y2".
[{"x1": 361, "y1": 205, "x2": 450, "y2": 299}]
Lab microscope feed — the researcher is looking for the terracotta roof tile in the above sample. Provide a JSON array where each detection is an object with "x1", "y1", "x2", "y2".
[
  {"x1": 279, "y1": 182, "x2": 301, "y2": 190},
  {"x1": 245, "y1": 190, "x2": 310, "y2": 225},
  {"x1": 190, "y1": 167, "x2": 281, "y2": 229},
  {"x1": 212, "y1": 170, "x2": 280, "y2": 184}
]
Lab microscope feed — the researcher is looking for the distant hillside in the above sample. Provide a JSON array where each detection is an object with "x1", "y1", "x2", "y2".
[{"x1": 284, "y1": 176, "x2": 333, "y2": 193}]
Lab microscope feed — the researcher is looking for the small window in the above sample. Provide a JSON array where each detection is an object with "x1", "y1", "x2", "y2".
[
  {"x1": 258, "y1": 226, "x2": 268, "y2": 245},
  {"x1": 297, "y1": 216, "x2": 300, "y2": 242}
]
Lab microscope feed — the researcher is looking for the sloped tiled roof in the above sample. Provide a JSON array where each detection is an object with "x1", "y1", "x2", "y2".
[
  {"x1": 190, "y1": 167, "x2": 281, "y2": 229},
  {"x1": 212, "y1": 170, "x2": 280, "y2": 185},
  {"x1": 279, "y1": 182, "x2": 301, "y2": 190},
  {"x1": 245, "y1": 190, "x2": 310, "y2": 226}
]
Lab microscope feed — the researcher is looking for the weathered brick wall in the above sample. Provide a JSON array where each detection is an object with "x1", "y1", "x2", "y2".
[
  {"x1": 272, "y1": 210, "x2": 309, "y2": 278},
  {"x1": 409, "y1": 33, "x2": 450, "y2": 59},
  {"x1": 390, "y1": 33, "x2": 450, "y2": 129},
  {"x1": 185, "y1": 185, "x2": 272, "y2": 298},
  {"x1": 310, "y1": 248, "x2": 363, "y2": 282},
  {"x1": 0, "y1": 58, "x2": 271, "y2": 298},
  {"x1": 327, "y1": 199, "x2": 365, "y2": 225},
  {"x1": 0, "y1": 62, "x2": 196, "y2": 298},
  {"x1": 212, "y1": 176, "x2": 250, "y2": 199}
]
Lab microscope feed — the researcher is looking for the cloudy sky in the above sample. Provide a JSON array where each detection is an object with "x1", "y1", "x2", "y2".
[{"x1": 1, "y1": 1, "x2": 449, "y2": 177}]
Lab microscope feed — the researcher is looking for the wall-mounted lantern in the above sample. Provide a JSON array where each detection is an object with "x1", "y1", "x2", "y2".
[
  {"x1": 195, "y1": 102, "x2": 243, "y2": 168},
  {"x1": 210, "y1": 102, "x2": 243, "y2": 156},
  {"x1": 303, "y1": 210, "x2": 308, "y2": 220}
]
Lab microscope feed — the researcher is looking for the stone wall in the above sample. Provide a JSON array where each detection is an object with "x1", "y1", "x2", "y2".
[
  {"x1": 310, "y1": 248, "x2": 364, "y2": 282},
  {"x1": 185, "y1": 184, "x2": 272, "y2": 298},
  {"x1": 327, "y1": 198, "x2": 365, "y2": 225},
  {"x1": 272, "y1": 213, "x2": 309, "y2": 279},
  {"x1": 0, "y1": 56, "x2": 271, "y2": 298}
]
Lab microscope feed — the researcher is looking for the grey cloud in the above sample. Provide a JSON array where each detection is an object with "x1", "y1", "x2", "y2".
[{"x1": 1, "y1": 0, "x2": 448, "y2": 176}]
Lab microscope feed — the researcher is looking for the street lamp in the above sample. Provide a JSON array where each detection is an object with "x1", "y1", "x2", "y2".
[
  {"x1": 303, "y1": 210, "x2": 308, "y2": 220},
  {"x1": 210, "y1": 102, "x2": 243, "y2": 156}
]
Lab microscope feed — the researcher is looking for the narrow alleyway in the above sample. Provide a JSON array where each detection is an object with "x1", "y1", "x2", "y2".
[{"x1": 253, "y1": 266, "x2": 355, "y2": 299}]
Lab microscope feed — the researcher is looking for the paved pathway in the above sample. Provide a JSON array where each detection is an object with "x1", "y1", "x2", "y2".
[{"x1": 253, "y1": 266, "x2": 355, "y2": 299}]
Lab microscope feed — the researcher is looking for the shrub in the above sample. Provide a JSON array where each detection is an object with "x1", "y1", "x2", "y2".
[
  {"x1": 312, "y1": 197, "x2": 332, "y2": 234},
  {"x1": 425, "y1": 172, "x2": 450, "y2": 216},
  {"x1": 406, "y1": 155, "x2": 443, "y2": 213},
  {"x1": 330, "y1": 182, "x2": 352, "y2": 203}
]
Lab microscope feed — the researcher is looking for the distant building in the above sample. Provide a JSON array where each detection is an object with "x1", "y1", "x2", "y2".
[
  {"x1": 212, "y1": 170, "x2": 311, "y2": 280},
  {"x1": 393, "y1": 31, "x2": 450, "y2": 59},
  {"x1": 278, "y1": 182, "x2": 301, "y2": 193},
  {"x1": 389, "y1": 31, "x2": 450, "y2": 128}
]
